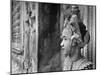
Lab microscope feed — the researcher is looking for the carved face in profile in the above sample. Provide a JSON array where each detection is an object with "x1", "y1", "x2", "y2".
[
  {"x1": 60, "y1": 25, "x2": 81, "y2": 56},
  {"x1": 60, "y1": 25, "x2": 73, "y2": 55}
]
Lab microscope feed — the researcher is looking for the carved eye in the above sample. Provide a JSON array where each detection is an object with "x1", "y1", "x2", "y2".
[
  {"x1": 64, "y1": 37, "x2": 69, "y2": 41},
  {"x1": 64, "y1": 38, "x2": 67, "y2": 40}
]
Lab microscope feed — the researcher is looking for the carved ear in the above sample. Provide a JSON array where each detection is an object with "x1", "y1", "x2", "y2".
[
  {"x1": 71, "y1": 33, "x2": 81, "y2": 47},
  {"x1": 71, "y1": 38, "x2": 78, "y2": 46}
]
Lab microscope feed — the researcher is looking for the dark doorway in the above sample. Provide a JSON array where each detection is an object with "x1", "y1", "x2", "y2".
[{"x1": 38, "y1": 3, "x2": 61, "y2": 72}]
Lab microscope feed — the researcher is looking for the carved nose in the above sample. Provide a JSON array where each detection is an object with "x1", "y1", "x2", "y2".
[{"x1": 60, "y1": 41, "x2": 64, "y2": 47}]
